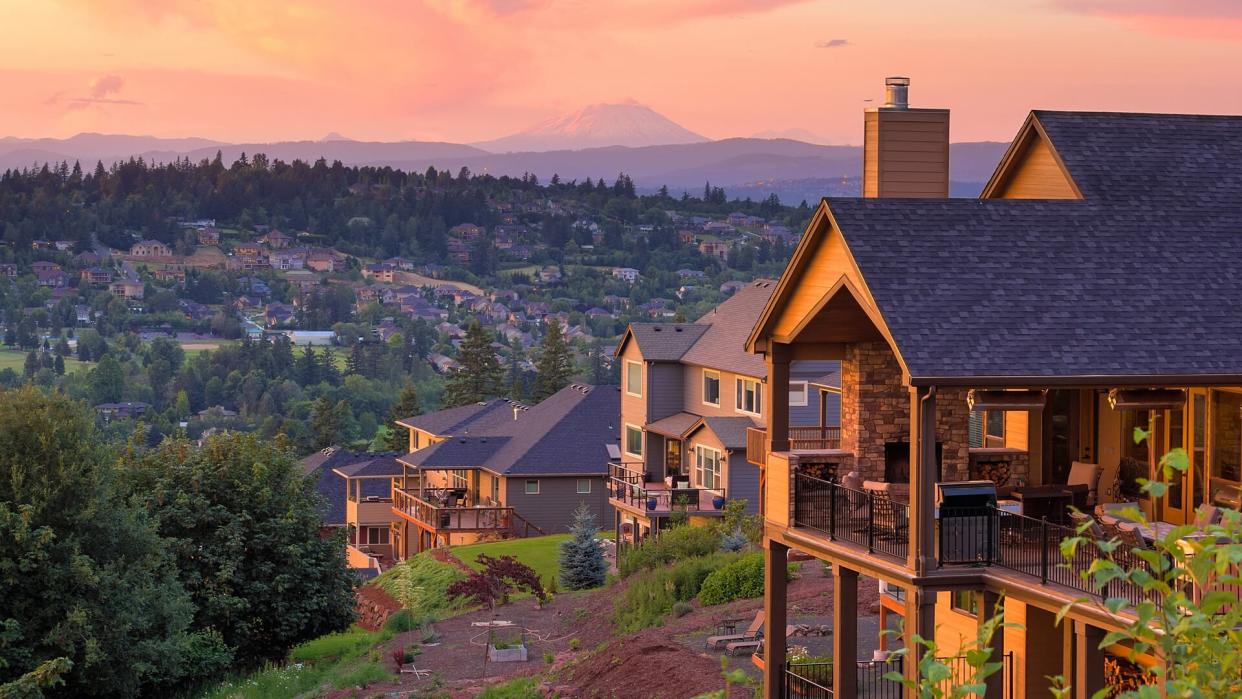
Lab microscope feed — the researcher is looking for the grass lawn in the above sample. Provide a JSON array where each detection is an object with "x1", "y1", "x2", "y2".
[
  {"x1": 452, "y1": 531, "x2": 614, "y2": 588},
  {"x1": 0, "y1": 349, "x2": 88, "y2": 375}
]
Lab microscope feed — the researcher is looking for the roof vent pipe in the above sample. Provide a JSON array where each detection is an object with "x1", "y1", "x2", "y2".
[{"x1": 884, "y1": 77, "x2": 910, "y2": 109}]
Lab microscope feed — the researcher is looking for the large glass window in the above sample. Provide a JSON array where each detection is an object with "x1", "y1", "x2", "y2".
[
  {"x1": 695, "y1": 445, "x2": 722, "y2": 490},
  {"x1": 703, "y1": 370, "x2": 720, "y2": 406},
  {"x1": 1193, "y1": 392, "x2": 1207, "y2": 509},
  {"x1": 789, "y1": 381, "x2": 809, "y2": 407},
  {"x1": 625, "y1": 360, "x2": 643, "y2": 396},
  {"x1": 735, "y1": 377, "x2": 762, "y2": 415},
  {"x1": 1210, "y1": 391, "x2": 1242, "y2": 503},
  {"x1": 625, "y1": 424, "x2": 644, "y2": 457}
]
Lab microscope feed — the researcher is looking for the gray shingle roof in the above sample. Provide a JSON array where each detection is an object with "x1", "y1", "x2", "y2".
[
  {"x1": 621, "y1": 324, "x2": 708, "y2": 361},
  {"x1": 300, "y1": 448, "x2": 397, "y2": 525},
  {"x1": 645, "y1": 411, "x2": 700, "y2": 437},
  {"x1": 688, "y1": 415, "x2": 762, "y2": 450},
  {"x1": 1033, "y1": 111, "x2": 1242, "y2": 202},
  {"x1": 399, "y1": 385, "x2": 620, "y2": 477},
  {"x1": 395, "y1": 398, "x2": 527, "y2": 435},
  {"x1": 680, "y1": 280, "x2": 776, "y2": 378},
  {"x1": 826, "y1": 194, "x2": 1242, "y2": 382}
]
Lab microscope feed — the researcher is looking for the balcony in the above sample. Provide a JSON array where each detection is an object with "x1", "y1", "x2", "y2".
[
  {"x1": 391, "y1": 486, "x2": 516, "y2": 533},
  {"x1": 746, "y1": 426, "x2": 842, "y2": 466},
  {"x1": 792, "y1": 473, "x2": 910, "y2": 563},
  {"x1": 783, "y1": 653, "x2": 1014, "y2": 698},
  {"x1": 608, "y1": 462, "x2": 727, "y2": 516}
]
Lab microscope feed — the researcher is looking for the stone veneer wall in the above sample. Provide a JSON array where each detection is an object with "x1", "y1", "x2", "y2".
[{"x1": 840, "y1": 341, "x2": 972, "y2": 483}]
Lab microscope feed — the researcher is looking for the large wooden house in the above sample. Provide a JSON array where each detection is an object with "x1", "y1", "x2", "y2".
[
  {"x1": 611, "y1": 280, "x2": 839, "y2": 545},
  {"x1": 751, "y1": 80, "x2": 1242, "y2": 699}
]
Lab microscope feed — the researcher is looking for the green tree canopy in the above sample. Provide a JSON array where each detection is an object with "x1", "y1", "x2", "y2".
[
  {"x1": 384, "y1": 381, "x2": 421, "y2": 452},
  {"x1": 119, "y1": 432, "x2": 357, "y2": 667},
  {"x1": 443, "y1": 321, "x2": 503, "y2": 407},
  {"x1": 532, "y1": 319, "x2": 575, "y2": 402}
]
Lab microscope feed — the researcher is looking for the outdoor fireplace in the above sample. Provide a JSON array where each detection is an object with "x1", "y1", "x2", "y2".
[{"x1": 884, "y1": 442, "x2": 942, "y2": 483}]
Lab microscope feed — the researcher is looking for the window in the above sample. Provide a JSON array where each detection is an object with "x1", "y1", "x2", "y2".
[
  {"x1": 576, "y1": 479, "x2": 592, "y2": 494},
  {"x1": 985, "y1": 411, "x2": 1005, "y2": 447},
  {"x1": 625, "y1": 360, "x2": 643, "y2": 396},
  {"x1": 789, "y1": 381, "x2": 808, "y2": 407},
  {"x1": 703, "y1": 370, "x2": 720, "y2": 406},
  {"x1": 624, "y1": 424, "x2": 644, "y2": 457},
  {"x1": 1210, "y1": 390, "x2": 1242, "y2": 504},
  {"x1": 525, "y1": 479, "x2": 541, "y2": 495},
  {"x1": 951, "y1": 590, "x2": 978, "y2": 617},
  {"x1": 735, "y1": 377, "x2": 762, "y2": 415},
  {"x1": 364, "y1": 527, "x2": 390, "y2": 546},
  {"x1": 694, "y1": 445, "x2": 722, "y2": 490}
]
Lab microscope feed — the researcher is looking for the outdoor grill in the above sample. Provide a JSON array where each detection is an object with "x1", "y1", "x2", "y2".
[{"x1": 937, "y1": 480, "x2": 999, "y2": 565}]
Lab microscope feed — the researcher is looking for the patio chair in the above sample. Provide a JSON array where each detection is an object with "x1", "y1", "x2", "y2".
[
  {"x1": 727, "y1": 625, "x2": 796, "y2": 656},
  {"x1": 1067, "y1": 461, "x2": 1102, "y2": 507},
  {"x1": 1116, "y1": 523, "x2": 1150, "y2": 550},
  {"x1": 864, "y1": 481, "x2": 908, "y2": 541},
  {"x1": 1193, "y1": 505, "x2": 1222, "y2": 529},
  {"x1": 1070, "y1": 510, "x2": 1107, "y2": 541},
  {"x1": 705, "y1": 610, "x2": 764, "y2": 650}
]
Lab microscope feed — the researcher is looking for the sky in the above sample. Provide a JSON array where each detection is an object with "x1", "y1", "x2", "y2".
[{"x1": 1, "y1": 0, "x2": 1241, "y2": 145}]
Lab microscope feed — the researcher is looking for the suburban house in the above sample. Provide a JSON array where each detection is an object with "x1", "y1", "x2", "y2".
[
  {"x1": 301, "y1": 447, "x2": 402, "y2": 578},
  {"x1": 751, "y1": 80, "x2": 1242, "y2": 698},
  {"x1": 362, "y1": 263, "x2": 396, "y2": 283},
  {"x1": 611, "y1": 280, "x2": 839, "y2": 546},
  {"x1": 109, "y1": 279, "x2": 145, "y2": 299},
  {"x1": 389, "y1": 384, "x2": 619, "y2": 559},
  {"x1": 129, "y1": 239, "x2": 172, "y2": 258}
]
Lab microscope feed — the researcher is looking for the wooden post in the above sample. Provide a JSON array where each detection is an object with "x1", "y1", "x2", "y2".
[
  {"x1": 833, "y1": 565, "x2": 859, "y2": 698},
  {"x1": 981, "y1": 590, "x2": 1005, "y2": 699},
  {"x1": 762, "y1": 539, "x2": 789, "y2": 699},
  {"x1": 766, "y1": 343, "x2": 791, "y2": 454},
  {"x1": 903, "y1": 586, "x2": 936, "y2": 699},
  {"x1": 1073, "y1": 622, "x2": 1106, "y2": 699},
  {"x1": 909, "y1": 386, "x2": 938, "y2": 574}
]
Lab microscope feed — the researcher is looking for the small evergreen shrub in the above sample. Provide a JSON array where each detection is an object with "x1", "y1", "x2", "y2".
[
  {"x1": 698, "y1": 552, "x2": 766, "y2": 606},
  {"x1": 559, "y1": 504, "x2": 607, "y2": 590},
  {"x1": 672, "y1": 601, "x2": 694, "y2": 617},
  {"x1": 719, "y1": 527, "x2": 749, "y2": 552}
]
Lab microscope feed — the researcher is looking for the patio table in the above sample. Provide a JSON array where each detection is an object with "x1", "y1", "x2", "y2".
[{"x1": 1012, "y1": 486, "x2": 1074, "y2": 524}]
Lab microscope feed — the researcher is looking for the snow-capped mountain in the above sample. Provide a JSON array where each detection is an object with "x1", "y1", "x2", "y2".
[{"x1": 475, "y1": 100, "x2": 708, "y2": 152}]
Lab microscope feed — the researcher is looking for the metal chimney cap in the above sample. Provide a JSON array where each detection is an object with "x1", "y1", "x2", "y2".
[
  {"x1": 883, "y1": 76, "x2": 910, "y2": 109},
  {"x1": 885, "y1": 76, "x2": 910, "y2": 86}
]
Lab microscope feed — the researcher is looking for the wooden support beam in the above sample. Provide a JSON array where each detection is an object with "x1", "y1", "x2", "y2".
[
  {"x1": 832, "y1": 565, "x2": 860, "y2": 698},
  {"x1": 762, "y1": 539, "x2": 789, "y2": 699},
  {"x1": 981, "y1": 590, "x2": 1005, "y2": 699},
  {"x1": 903, "y1": 585, "x2": 936, "y2": 698},
  {"x1": 766, "y1": 343, "x2": 791, "y2": 454},
  {"x1": 1073, "y1": 622, "x2": 1106, "y2": 699},
  {"x1": 909, "y1": 386, "x2": 938, "y2": 574}
]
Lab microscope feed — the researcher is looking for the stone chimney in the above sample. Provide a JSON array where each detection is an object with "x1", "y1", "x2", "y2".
[{"x1": 862, "y1": 77, "x2": 950, "y2": 198}]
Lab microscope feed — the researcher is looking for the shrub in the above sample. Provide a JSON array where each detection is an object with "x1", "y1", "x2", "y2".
[
  {"x1": 699, "y1": 552, "x2": 768, "y2": 606},
  {"x1": 569, "y1": 638, "x2": 581, "y2": 651},
  {"x1": 559, "y1": 504, "x2": 608, "y2": 590},
  {"x1": 618, "y1": 524, "x2": 722, "y2": 576},
  {"x1": 448, "y1": 554, "x2": 548, "y2": 609},
  {"x1": 613, "y1": 552, "x2": 737, "y2": 632},
  {"x1": 544, "y1": 650, "x2": 556, "y2": 664},
  {"x1": 330, "y1": 661, "x2": 391, "y2": 689},
  {"x1": 289, "y1": 627, "x2": 383, "y2": 664},
  {"x1": 672, "y1": 601, "x2": 694, "y2": 618},
  {"x1": 383, "y1": 609, "x2": 416, "y2": 633},
  {"x1": 719, "y1": 527, "x2": 749, "y2": 553}
]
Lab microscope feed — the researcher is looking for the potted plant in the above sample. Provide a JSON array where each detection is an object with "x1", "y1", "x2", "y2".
[
  {"x1": 646, "y1": 495, "x2": 658, "y2": 511},
  {"x1": 712, "y1": 495, "x2": 726, "y2": 510}
]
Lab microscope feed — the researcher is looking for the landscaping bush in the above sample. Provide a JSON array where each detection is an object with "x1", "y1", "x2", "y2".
[
  {"x1": 382, "y1": 609, "x2": 417, "y2": 634},
  {"x1": 698, "y1": 552, "x2": 766, "y2": 606},
  {"x1": 330, "y1": 661, "x2": 391, "y2": 689},
  {"x1": 613, "y1": 552, "x2": 737, "y2": 632},
  {"x1": 289, "y1": 627, "x2": 385, "y2": 665},
  {"x1": 672, "y1": 601, "x2": 694, "y2": 617},
  {"x1": 617, "y1": 524, "x2": 722, "y2": 576},
  {"x1": 448, "y1": 554, "x2": 548, "y2": 609},
  {"x1": 559, "y1": 504, "x2": 608, "y2": 590},
  {"x1": 477, "y1": 677, "x2": 544, "y2": 699}
]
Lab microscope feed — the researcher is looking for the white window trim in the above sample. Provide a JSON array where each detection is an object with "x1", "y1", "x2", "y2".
[
  {"x1": 693, "y1": 444, "x2": 723, "y2": 491},
  {"x1": 623, "y1": 423, "x2": 644, "y2": 458},
  {"x1": 735, "y1": 377, "x2": 762, "y2": 417},
  {"x1": 702, "y1": 369, "x2": 721, "y2": 407},
  {"x1": 525, "y1": 479, "x2": 541, "y2": 495},
  {"x1": 625, "y1": 360, "x2": 643, "y2": 397},
  {"x1": 576, "y1": 478, "x2": 592, "y2": 494},
  {"x1": 789, "y1": 380, "x2": 809, "y2": 407}
]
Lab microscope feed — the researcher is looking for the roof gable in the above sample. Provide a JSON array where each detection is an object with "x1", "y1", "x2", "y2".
[{"x1": 981, "y1": 114, "x2": 1081, "y2": 200}]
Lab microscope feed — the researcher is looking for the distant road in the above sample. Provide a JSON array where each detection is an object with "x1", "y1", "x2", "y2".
[{"x1": 395, "y1": 271, "x2": 483, "y2": 295}]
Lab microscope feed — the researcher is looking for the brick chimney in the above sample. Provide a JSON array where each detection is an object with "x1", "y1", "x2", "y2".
[{"x1": 862, "y1": 77, "x2": 950, "y2": 198}]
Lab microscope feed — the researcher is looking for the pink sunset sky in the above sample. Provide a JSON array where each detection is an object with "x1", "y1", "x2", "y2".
[{"x1": 2, "y1": 0, "x2": 1241, "y2": 144}]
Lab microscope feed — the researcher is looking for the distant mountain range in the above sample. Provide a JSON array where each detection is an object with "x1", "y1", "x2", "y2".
[{"x1": 0, "y1": 101, "x2": 1009, "y2": 200}]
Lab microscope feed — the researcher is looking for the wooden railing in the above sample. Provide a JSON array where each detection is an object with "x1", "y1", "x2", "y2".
[
  {"x1": 391, "y1": 487, "x2": 515, "y2": 532},
  {"x1": 747, "y1": 426, "x2": 843, "y2": 466}
]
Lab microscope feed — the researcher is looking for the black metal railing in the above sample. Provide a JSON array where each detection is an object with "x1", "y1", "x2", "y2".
[
  {"x1": 793, "y1": 474, "x2": 909, "y2": 562},
  {"x1": 784, "y1": 653, "x2": 1014, "y2": 699}
]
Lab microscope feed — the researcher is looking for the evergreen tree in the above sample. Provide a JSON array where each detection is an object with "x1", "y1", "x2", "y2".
[
  {"x1": 505, "y1": 342, "x2": 526, "y2": 401},
  {"x1": 532, "y1": 319, "x2": 575, "y2": 401},
  {"x1": 345, "y1": 342, "x2": 363, "y2": 375},
  {"x1": 23, "y1": 350, "x2": 38, "y2": 378},
  {"x1": 311, "y1": 395, "x2": 340, "y2": 448},
  {"x1": 317, "y1": 347, "x2": 341, "y2": 385},
  {"x1": 558, "y1": 504, "x2": 607, "y2": 591},
  {"x1": 89, "y1": 355, "x2": 125, "y2": 403},
  {"x1": 443, "y1": 321, "x2": 502, "y2": 407},
  {"x1": 53, "y1": 353, "x2": 65, "y2": 376},
  {"x1": 55, "y1": 336, "x2": 71, "y2": 357},
  {"x1": 384, "y1": 381, "x2": 421, "y2": 452},
  {"x1": 295, "y1": 345, "x2": 319, "y2": 385}
]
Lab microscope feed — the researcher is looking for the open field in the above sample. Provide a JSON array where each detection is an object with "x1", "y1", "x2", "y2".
[
  {"x1": 393, "y1": 270, "x2": 483, "y2": 295},
  {"x1": 0, "y1": 349, "x2": 88, "y2": 375}
]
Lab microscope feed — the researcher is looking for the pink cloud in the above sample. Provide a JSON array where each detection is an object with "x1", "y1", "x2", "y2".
[{"x1": 1050, "y1": 0, "x2": 1242, "y2": 40}]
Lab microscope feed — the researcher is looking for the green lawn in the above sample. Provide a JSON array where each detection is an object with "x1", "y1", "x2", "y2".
[
  {"x1": 0, "y1": 349, "x2": 88, "y2": 375},
  {"x1": 452, "y1": 530, "x2": 614, "y2": 588}
]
